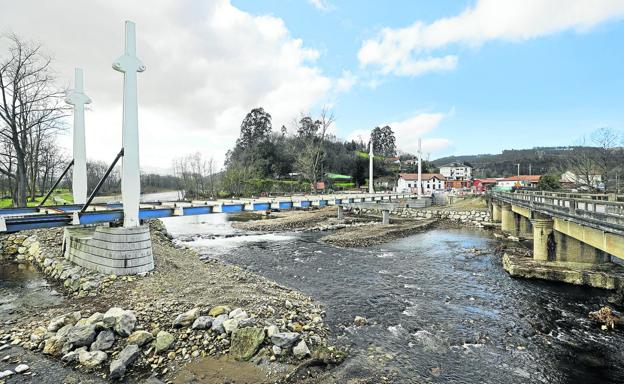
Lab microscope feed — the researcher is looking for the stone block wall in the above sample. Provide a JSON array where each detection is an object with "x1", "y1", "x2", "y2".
[{"x1": 354, "y1": 207, "x2": 492, "y2": 228}]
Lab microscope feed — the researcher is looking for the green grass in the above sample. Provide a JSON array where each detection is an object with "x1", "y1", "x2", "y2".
[{"x1": 0, "y1": 190, "x2": 74, "y2": 208}]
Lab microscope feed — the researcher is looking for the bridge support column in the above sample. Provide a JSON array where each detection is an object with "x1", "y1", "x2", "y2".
[
  {"x1": 492, "y1": 202, "x2": 502, "y2": 223},
  {"x1": 501, "y1": 203, "x2": 516, "y2": 234},
  {"x1": 553, "y1": 231, "x2": 609, "y2": 264},
  {"x1": 337, "y1": 205, "x2": 344, "y2": 220},
  {"x1": 518, "y1": 216, "x2": 533, "y2": 239},
  {"x1": 382, "y1": 209, "x2": 390, "y2": 225},
  {"x1": 531, "y1": 218, "x2": 554, "y2": 261}
]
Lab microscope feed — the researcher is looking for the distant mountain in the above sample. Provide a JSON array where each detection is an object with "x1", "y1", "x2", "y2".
[{"x1": 432, "y1": 146, "x2": 624, "y2": 178}]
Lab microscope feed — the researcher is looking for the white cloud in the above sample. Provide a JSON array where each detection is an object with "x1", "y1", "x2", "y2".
[
  {"x1": 1, "y1": 0, "x2": 333, "y2": 170},
  {"x1": 335, "y1": 70, "x2": 357, "y2": 92},
  {"x1": 308, "y1": 0, "x2": 334, "y2": 12},
  {"x1": 359, "y1": 0, "x2": 624, "y2": 76},
  {"x1": 346, "y1": 112, "x2": 450, "y2": 155}
]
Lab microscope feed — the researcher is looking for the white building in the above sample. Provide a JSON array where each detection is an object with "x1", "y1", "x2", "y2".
[
  {"x1": 440, "y1": 162, "x2": 472, "y2": 181},
  {"x1": 561, "y1": 171, "x2": 602, "y2": 190},
  {"x1": 396, "y1": 173, "x2": 446, "y2": 194}
]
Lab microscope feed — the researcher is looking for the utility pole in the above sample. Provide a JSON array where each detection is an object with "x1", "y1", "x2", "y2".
[
  {"x1": 368, "y1": 138, "x2": 374, "y2": 194},
  {"x1": 529, "y1": 164, "x2": 532, "y2": 176},
  {"x1": 417, "y1": 138, "x2": 422, "y2": 199},
  {"x1": 517, "y1": 163, "x2": 520, "y2": 177}
]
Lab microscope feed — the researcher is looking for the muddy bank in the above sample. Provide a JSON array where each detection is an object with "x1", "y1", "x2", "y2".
[
  {"x1": 0, "y1": 221, "x2": 341, "y2": 382},
  {"x1": 321, "y1": 220, "x2": 437, "y2": 248}
]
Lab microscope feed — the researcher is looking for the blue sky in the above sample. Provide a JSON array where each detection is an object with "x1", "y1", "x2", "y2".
[
  {"x1": 4, "y1": 0, "x2": 624, "y2": 169},
  {"x1": 234, "y1": 0, "x2": 624, "y2": 159}
]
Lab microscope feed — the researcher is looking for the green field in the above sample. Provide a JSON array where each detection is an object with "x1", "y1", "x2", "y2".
[{"x1": 0, "y1": 190, "x2": 74, "y2": 208}]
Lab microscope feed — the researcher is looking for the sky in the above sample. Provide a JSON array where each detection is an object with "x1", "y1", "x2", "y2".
[{"x1": 1, "y1": 0, "x2": 624, "y2": 172}]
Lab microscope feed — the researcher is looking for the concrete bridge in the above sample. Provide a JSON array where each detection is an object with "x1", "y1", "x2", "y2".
[{"x1": 489, "y1": 191, "x2": 624, "y2": 263}]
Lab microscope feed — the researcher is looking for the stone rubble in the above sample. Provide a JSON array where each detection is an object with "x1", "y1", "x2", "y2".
[{"x1": 0, "y1": 221, "x2": 343, "y2": 382}]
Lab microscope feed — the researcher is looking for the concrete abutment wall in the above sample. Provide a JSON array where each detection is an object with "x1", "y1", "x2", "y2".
[{"x1": 63, "y1": 225, "x2": 154, "y2": 275}]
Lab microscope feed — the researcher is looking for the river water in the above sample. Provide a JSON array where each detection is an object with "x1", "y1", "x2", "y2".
[{"x1": 163, "y1": 214, "x2": 624, "y2": 384}]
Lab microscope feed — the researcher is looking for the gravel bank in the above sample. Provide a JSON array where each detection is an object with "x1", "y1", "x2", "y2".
[
  {"x1": 0, "y1": 221, "x2": 343, "y2": 382},
  {"x1": 320, "y1": 219, "x2": 437, "y2": 248}
]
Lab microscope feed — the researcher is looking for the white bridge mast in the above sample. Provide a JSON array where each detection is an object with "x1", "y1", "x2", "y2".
[
  {"x1": 65, "y1": 68, "x2": 91, "y2": 204},
  {"x1": 369, "y1": 138, "x2": 374, "y2": 194},
  {"x1": 417, "y1": 138, "x2": 422, "y2": 199},
  {"x1": 113, "y1": 21, "x2": 146, "y2": 228}
]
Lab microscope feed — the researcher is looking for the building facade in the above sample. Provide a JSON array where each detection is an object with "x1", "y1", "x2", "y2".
[
  {"x1": 496, "y1": 175, "x2": 541, "y2": 189},
  {"x1": 396, "y1": 173, "x2": 446, "y2": 194},
  {"x1": 439, "y1": 162, "x2": 472, "y2": 181}
]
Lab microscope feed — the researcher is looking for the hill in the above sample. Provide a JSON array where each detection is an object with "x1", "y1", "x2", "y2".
[{"x1": 432, "y1": 146, "x2": 624, "y2": 178}]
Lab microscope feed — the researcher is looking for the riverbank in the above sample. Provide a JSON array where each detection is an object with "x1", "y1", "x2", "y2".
[{"x1": 0, "y1": 221, "x2": 342, "y2": 382}]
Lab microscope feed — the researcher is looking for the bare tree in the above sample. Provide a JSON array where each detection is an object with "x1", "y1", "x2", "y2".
[
  {"x1": 295, "y1": 107, "x2": 335, "y2": 190},
  {"x1": 591, "y1": 127, "x2": 620, "y2": 191},
  {"x1": 172, "y1": 152, "x2": 217, "y2": 199},
  {"x1": 0, "y1": 33, "x2": 67, "y2": 206}
]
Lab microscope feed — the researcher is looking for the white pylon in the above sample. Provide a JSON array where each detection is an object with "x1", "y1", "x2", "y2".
[
  {"x1": 417, "y1": 138, "x2": 422, "y2": 199},
  {"x1": 113, "y1": 21, "x2": 146, "y2": 228},
  {"x1": 369, "y1": 138, "x2": 374, "y2": 194},
  {"x1": 65, "y1": 68, "x2": 91, "y2": 205}
]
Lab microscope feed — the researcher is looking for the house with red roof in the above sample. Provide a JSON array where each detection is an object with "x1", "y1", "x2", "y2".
[
  {"x1": 396, "y1": 173, "x2": 446, "y2": 194},
  {"x1": 496, "y1": 175, "x2": 542, "y2": 189}
]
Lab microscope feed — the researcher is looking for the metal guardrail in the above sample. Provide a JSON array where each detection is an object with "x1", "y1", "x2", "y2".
[
  {"x1": 0, "y1": 193, "x2": 419, "y2": 233},
  {"x1": 491, "y1": 190, "x2": 624, "y2": 234}
]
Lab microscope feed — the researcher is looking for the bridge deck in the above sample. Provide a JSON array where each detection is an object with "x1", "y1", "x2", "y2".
[
  {"x1": 0, "y1": 193, "x2": 416, "y2": 233},
  {"x1": 492, "y1": 191, "x2": 624, "y2": 235}
]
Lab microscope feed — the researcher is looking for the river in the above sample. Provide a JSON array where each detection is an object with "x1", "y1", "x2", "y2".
[{"x1": 162, "y1": 214, "x2": 624, "y2": 384}]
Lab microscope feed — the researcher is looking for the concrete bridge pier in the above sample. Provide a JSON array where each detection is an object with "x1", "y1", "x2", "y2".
[
  {"x1": 501, "y1": 203, "x2": 516, "y2": 234},
  {"x1": 492, "y1": 201, "x2": 502, "y2": 223},
  {"x1": 518, "y1": 216, "x2": 533, "y2": 239},
  {"x1": 531, "y1": 217, "x2": 554, "y2": 261},
  {"x1": 337, "y1": 205, "x2": 344, "y2": 220},
  {"x1": 553, "y1": 231, "x2": 609, "y2": 264},
  {"x1": 382, "y1": 209, "x2": 390, "y2": 225}
]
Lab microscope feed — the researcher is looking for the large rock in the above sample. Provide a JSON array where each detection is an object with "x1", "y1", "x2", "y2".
[
  {"x1": 91, "y1": 329, "x2": 115, "y2": 351},
  {"x1": 228, "y1": 308, "x2": 248, "y2": 321},
  {"x1": 127, "y1": 330, "x2": 153, "y2": 347},
  {"x1": 293, "y1": 340, "x2": 310, "y2": 359},
  {"x1": 67, "y1": 325, "x2": 97, "y2": 348},
  {"x1": 270, "y1": 332, "x2": 300, "y2": 348},
  {"x1": 56, "y1": 324, "x2": 74, "y2": 338},
  {"x1": 211, "y1": 314, "x2": 229, "y2": 333},
  {"x1": 47, "y1": 313, "x2": 78, "y2": 332},
  {"x1": 43, "y1": 336, "x2": 66, "y2": 356},
  {"x1": 266, "y1": 325, "x2": 279, "y2": 338},
  {"x1": 208, "y1": 305, "x2": 231, "y2": 317},
  {"x1": 191, "y1": 316, "x2": 214, "y2": 330},
  {"x1": 154, "y1": 331, "x2": 175, "y2": 353},
  {"x1": 30, "y1": 326, "x2": 47, "y2": 344},
  {"x1": 173, "y1": 308, "x2": 201, "y2": 328},
  {"x1": 109, "y1": 344, "x2": 140, "y2": 380},
  {"x1": 223, "y1": 319, "x2": 239, "y2": 334},
  {"x1": 103, "y1": 308, "x2": 136, "y2": 337},
  {"x1": 230, "y1": 327, "x2": 265, "y2": 361},
  {"x1": 78, "y1": 350, "x2": 108, "y2": 368},
  {"x1": 61, "y1": 347, "x2": 87, "y2": 364}
]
